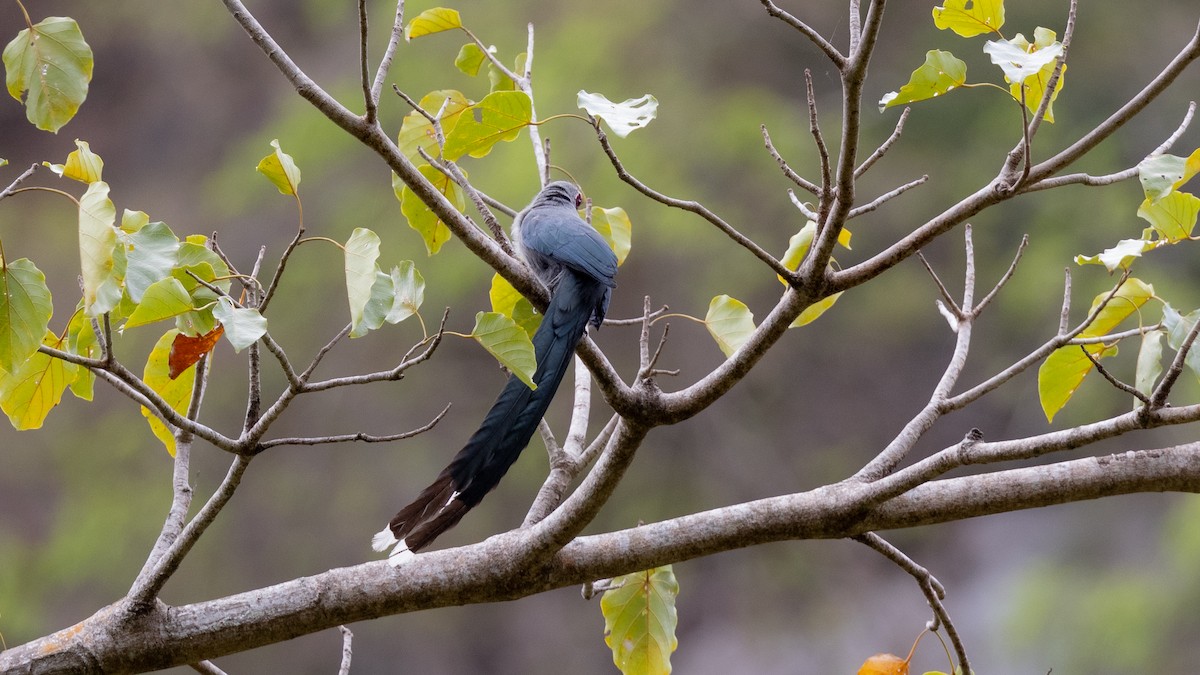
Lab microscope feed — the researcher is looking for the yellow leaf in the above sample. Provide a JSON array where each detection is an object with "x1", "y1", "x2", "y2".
[
  {"x1": 0, "y1": 331, "x2": 71, "y2": 430},
  {"x1": 406, "y1": 8, "x2": 462, "y2": 40},
  {"x1": 932, "y1": 0, "x2": 1004, "y2": 37},
  {"x1": 256, "y1": 139, "x2": 301, "y2": 196},
  {"x1": 141, "y1": 329, "x2": 199, "y2": 455},
  {"x1": 45, "y1": 139, "x2": 103, "y2": 183}
]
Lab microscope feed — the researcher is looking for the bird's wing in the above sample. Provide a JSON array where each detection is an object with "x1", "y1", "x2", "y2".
[{"x1": 520, "y1": 209, "x2": 618, "y2": 287}]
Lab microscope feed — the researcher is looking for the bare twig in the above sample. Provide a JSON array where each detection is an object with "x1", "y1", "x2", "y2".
[
  {"x1": 787, "y1": 189, "x2": 819, "y2": 221},
  {"x1": 136, "y1": 356, "x2": 209, "y2": 582},
  {"x1": 758, "y1": 0, "x2": 847, "y2": 69},
  {"x1": 357, "y1": 0, "x2": 374, "y2": 123},
  {"x1": 1149, "y1": 304, "x2": 1200, "y2": 408},
  {"x1": 189, "y1": 661, "x2": 229, "y2": 675},
  {"x1": 855, "y1": 107, "x2": 909, "y2": 178},
  {"x1": 853, "y1": 533, "x2": 970, "y2": 673},
  {"x1": 971, "y1": 234, "x2": 1028, "y2": 316},
  {"x1": 916, "y1": 251, "x2": 962, "y2": 320},
  {"x1": 128, "y1": 455, "x2": 252, "y2": 605},
  {"x1": 337, "y1": 626, "x2": 354, "y2": 675},
  {"x1": 593, "y1": 120, "x2": 793, "y2": 279},
  {"x1": 369, "y1": 1, "x2": 406, "y2": 108},
  {"x1": 805, "y1": 69, "x2": 833, "y2": 223},
  {"x1": 259, "y1": 403, "x2": 450, "y2": 449},
  {"x1": 0, "y1": 163, "x2": 39, "y2": 201},
  {"x1": 1081, "y1": 346, "x2": 1150, "y2": 404},
  {"x1": 846, "y1": 175, "x2": 927, "y2": 219},
  {"x1": 762, "y1": 124, "x2": 820, "y2": 196}
]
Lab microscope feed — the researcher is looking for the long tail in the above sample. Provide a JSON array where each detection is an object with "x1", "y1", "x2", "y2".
[{"x1": 374, "y1": 272, "x2": 604, "y2": 562}]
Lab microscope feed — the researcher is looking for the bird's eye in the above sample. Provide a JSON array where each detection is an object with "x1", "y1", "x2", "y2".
[{"x1": 575, "y1": 193, "x2": 584, "y2": 209}]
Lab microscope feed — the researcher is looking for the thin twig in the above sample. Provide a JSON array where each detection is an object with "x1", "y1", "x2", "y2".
[
  {"x1": 855, "y1": 108, "x2": 909, "y2": 178},
  {"x1": 786, "y1": 189, "x2": 819, "y2": 221},
  {"x1": 846, "y1": 175, "x2": 927, "y2": 219},
  {"x1": 337, "y1": 626, "x2": 354, "y2": 675},
  {"x1": 917, "y1": 252, "x2": 962, "y2": 320},
  {"x1": 805, "y1": 69, "x2": 833, "y2": 224},
  {"x1": 1149, "y1": 304, "x2": 1200, "y2": 408},
  {"x1": 417, "y1": 147, "x2": 514, "y2": 253},
  {"x1": 758, "y1": 0, "x2": 847, "y2": 68},
  {"x1": 128, "y1": 455, "x2": 252, "y2": 605},
  {"x1": 357, "y1": 0, "x2": 375, "y2": 123},
  {"x1": 259, "y1": 403, "x2": 450, "y2": 449},
  {"x1": 136, "y1": 356, "x2": 208, "y2": 582},
  {"x1": 593, "y1": 120, "x2": 792, "y2": 279},
  {"x1": 971, "y1": 234, "x2": 1029, "y2": 316},
  {"x1": 369, "y1": 0, "x2": 406, "y2": 109},
  {"x1": 189, "y1": 661, "x2": 229, "y2": 675},
  {"x1": 1081, "y1": 346, "x2": 1150, "y2": 404},
  {"x1": 761, "y1": 124, "x2": 820, "y2": 196},
  {"x1": 0, "y1": 163, "x2": 39, "y2": 201},
  {"x1": 853, "y1": 533, "x2": 970, "y2": 674}
]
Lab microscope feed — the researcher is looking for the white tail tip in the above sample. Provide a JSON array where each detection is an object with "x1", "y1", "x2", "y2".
[
  {"x1": 387, "y1": 542, "x2": 416, "y2": 567},
  {"x1": 371, "y1": 526, "x2": 398, "y2": 552}
]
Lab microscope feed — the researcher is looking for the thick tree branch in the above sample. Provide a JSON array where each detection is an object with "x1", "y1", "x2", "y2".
[{"x1": 10, "y1": 444, "x2": 1200, "y2": 673}]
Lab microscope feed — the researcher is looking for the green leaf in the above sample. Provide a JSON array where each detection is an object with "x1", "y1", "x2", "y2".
[
  {"x1": 932, "y1": 0, "x2": 1004, "y2": 37},
  {"x1": 455, "y1": 43, "x2": 487, "y2": 76},
  {"x1": 351, "y1": 268, "x2": 393, "y2": 338},
  {"x1": 577, "y1": 91, "x2": 659, "y2": 138},
  {"x1": 471, "y1": 311, "x2": 537, "y2": 389},
  {"x1": 879, "y1": 50, "x2": 967, "y2": 111},
  {"x1": 1161, "y1": 304, "x2": 1200, "y2": 382},
  {"x1": 396, "y1": 89, "x2": 472, "y2": 162},
  {"x1": 395, "y1": 164, "x2": 464, "y2": 255},
  {"x1": 122, "y1": 220, "x2": 180, "y2": 302},
  {"x1": 1038, "y1": 278, "x2": 1154, "y2": 422},
  {"x1": 984, "y1": 34, "x2": 1062, "y2": 84},
  {"x1": 141, "y1": 329, "x2": 196, "y2": 456},
  {"x1": 442, "y1": 90, "x2": 532, "y2": 160},
  {"x1": 120, "y1": 208, "x2": 150, "y2": 234},
  {"x1": 344, "y1": 227, "x2": 381, "y2": 336},
  {"x1": 44, "y1": 138, "x2": 102, "y2": 182},
  {"x1": 0, "y1": 331, "x2": 69, "y2": 430},
  {"x1": 0, "y1": 257, "x2": 53, "y2": 374},
  {"x1": 705, "y1": 295, "x2": 756, "y2": 358},
  {"x1": 600, "y1": 566, "x2": 679, "y2": 675},
  {"x1": 791, "y1": 292, "x2": 843, "y2": 328},
  {"x1": 385, "y1": 261, "x2": 425, "y2": 324},
  {"x1": 1135, "y1": 329, "x2": 1164, "y2": 400},
  {"x1": 488, "y1": 53, "x2": 525, "y2": 93},
  {"x1": 65, "y1": 309, "x2": 95, "y2": 400},
  {"x1": 489, "y1": 273, "x2": 540, "y2": 337},
  {"x1": 3, "y1": 16, "x2": 93, "y2": 132},
  {"x1": 1074, "y1": 238, "x2": 1161, "y2": 272},
  {"x1": 406, "y1": 7, "x2": 462, "y2": 40},
  {"x1": 124, "y1": 277, "x2": 194, "y2": 329},
  {"x1": 212, "y1": 297, "x2": 267, "y2": 352},
  {"x1": 256, "y1": 139, "x2": 301, "y2": 196},
  {"x1": 1137, "y1": 151, "x2": 1200, "y2": 202},
  {"x1": 78, "y1": 180, "x2": 120, "y2": 316},
  {"x1": 175, "y1": 236, "x2": 231, "y2": 292},
  {"x1": 591, "y1": 206, "x2": 633, "y2": 265},
  {"x1": 1137, "y1": 191, "x2": 1200, "y2": 242}
]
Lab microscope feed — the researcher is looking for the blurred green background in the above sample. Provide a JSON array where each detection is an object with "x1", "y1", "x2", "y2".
[{"x1": 3, "y1": 1, "x2": 1200, "y2": 672}]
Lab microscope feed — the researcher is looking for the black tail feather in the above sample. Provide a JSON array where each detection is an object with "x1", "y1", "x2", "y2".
[{"x1": 381, "y1": 271, "x2": 607, "y2": 554}]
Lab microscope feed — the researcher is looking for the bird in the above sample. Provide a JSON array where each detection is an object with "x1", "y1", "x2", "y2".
[{"x1": 373, "y1": 181, "x2": 618, "y2": 564}]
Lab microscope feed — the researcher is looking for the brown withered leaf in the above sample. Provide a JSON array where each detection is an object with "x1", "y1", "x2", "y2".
[{"x1": 168, "y1": 325, "x2": 223, "y2": 379}]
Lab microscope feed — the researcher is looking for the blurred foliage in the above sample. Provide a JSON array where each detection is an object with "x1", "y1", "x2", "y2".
[{"x1": 2, "y1": 0, "x2": 1200, "y2": 673}]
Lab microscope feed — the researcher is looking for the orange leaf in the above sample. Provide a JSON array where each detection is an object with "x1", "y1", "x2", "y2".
[
  {"x1": 168, "y1": 325, "x2": 223, "y2": 379},
  {"x1": 858, "y1": 653, "x2": 909, "y2": 675}
]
